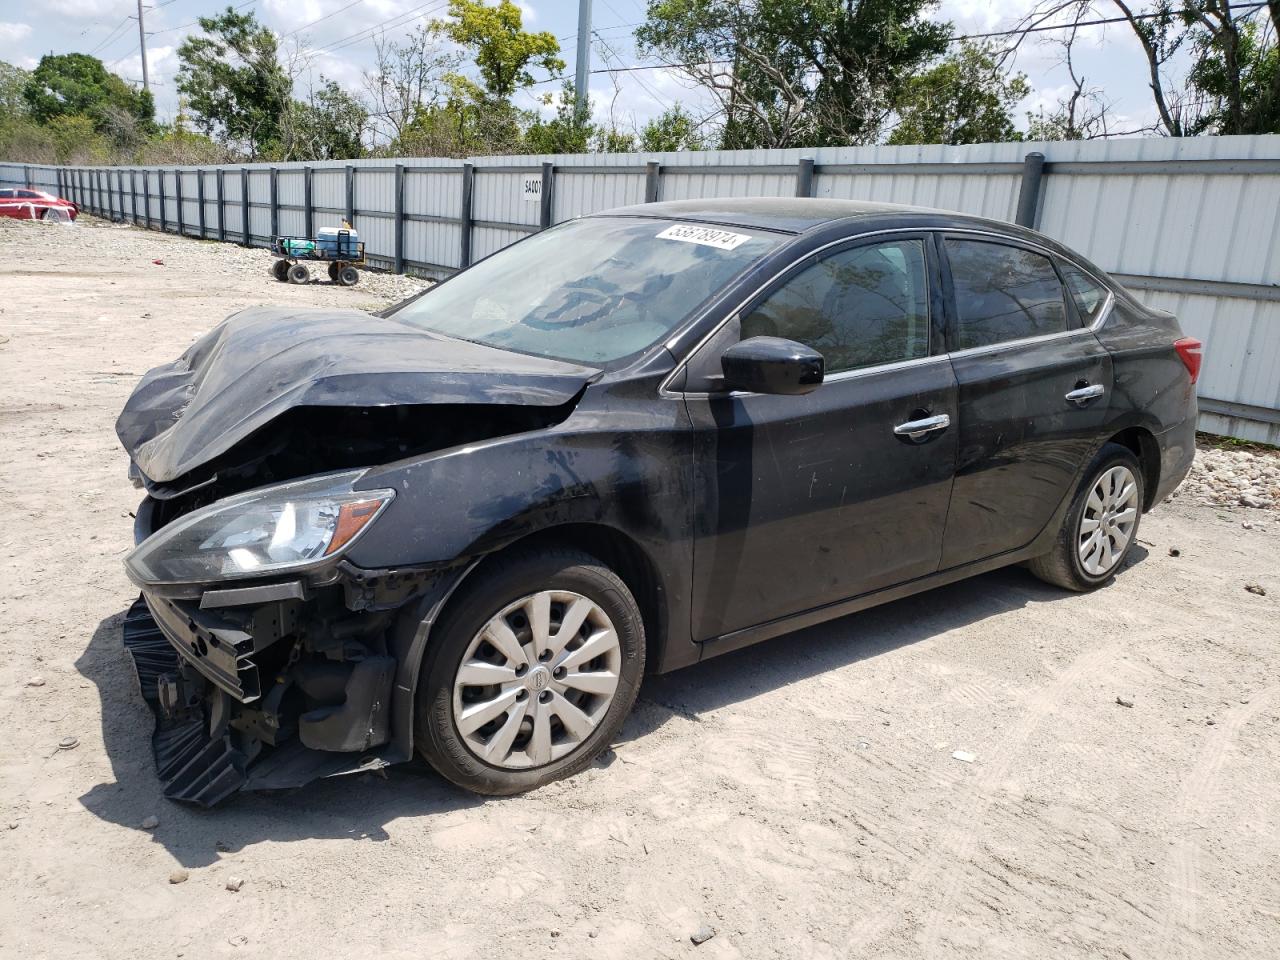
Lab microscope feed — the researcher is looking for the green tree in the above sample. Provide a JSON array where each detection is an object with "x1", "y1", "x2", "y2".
[
  {"x1": 281, "y1": 80, "x2": 368, "y2": 160},
  {"x1": 637, "y1": 0, "x2": 950, "y2": 148},
  {"x1": 889, "y1": 42, "x2": 1029, "y2": 145},
  {"x1": 523, "y1": 80, "x2": 593, "y2": 153},
  {"x1": 176, "y1": 6, "x2": 291, "y2": 158},
  {"x1": 1186, "y1": 16, "x2": 1279, "y2": 135},
  {"x1": 436, "y1": 0, "x2": 564, "y2": 99},
  {"x1": 639, "y1": 105, "x2": 706, "y2": 151},
  {"x1": 22, "y1": 53, "x2": 154, "y2": 137},
  {"x1": 0, "y1": 61, "x2": 30, "y2": 118}
]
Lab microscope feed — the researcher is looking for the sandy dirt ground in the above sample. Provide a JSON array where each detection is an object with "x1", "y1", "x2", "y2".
[{"x1": 1, "y1": 216, "x2": 1278, "y2": 960}]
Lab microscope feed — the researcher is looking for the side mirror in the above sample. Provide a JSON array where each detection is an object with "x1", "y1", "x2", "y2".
[{"x1": 720, "y1": 336, "x2": 824, "y2": 396}]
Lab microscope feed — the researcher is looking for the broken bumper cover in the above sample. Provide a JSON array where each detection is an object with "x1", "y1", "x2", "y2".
[{"x1": 123, "y1": 592, "x2": 404, "y2": 807}]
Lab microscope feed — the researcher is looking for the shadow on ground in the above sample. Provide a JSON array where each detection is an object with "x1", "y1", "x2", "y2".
[{"x1": 75, "y1": 553, "x2": 1142, "y2": 866}]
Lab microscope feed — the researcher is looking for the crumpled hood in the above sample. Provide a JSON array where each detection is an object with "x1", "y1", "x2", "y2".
[{"x1": 117, "y1": 305, "x2": 599, "y2": 484}]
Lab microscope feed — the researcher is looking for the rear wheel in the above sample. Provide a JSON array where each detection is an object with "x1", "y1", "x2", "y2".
[
  {"x1": 327, "y1": 262, "x2": 339, "y2": 282},
  {"x1": 271, "y1": 259, "x2": 290, "y2": 282},
  {"x1": 287, "y1": 262, "x2": 310, "y2": 284},
  {"x1": 415, "y1": 547, "x2": 645, "y2": 795},
  {"x1": 1028, "y1": 442, "x2": 1144, "y2": 591},
  {"x1": 337, "y1": 265, "x2": 359, "y2": 286}
]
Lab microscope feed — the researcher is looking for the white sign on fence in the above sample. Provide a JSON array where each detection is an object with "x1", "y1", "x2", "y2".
[{"x1": 521, "y1": 174, "x2": 542, "y2": 203}]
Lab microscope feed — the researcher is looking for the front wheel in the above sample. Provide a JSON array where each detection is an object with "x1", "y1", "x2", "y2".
[
  {"x1": 415, "y1": 547, "x2": 645, "y2": 795},
  {"x1": 1027, "y1": 442, "x2": 1144, "y2": 591}
]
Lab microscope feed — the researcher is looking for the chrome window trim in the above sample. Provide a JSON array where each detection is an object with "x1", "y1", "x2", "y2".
[{"x1": 660, "y1": 225, "x2": 1116, "y2": 399}]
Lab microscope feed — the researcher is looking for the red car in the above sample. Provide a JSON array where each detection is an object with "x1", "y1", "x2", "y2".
[{"x1": 0, "y1": 187, "x2": 78, "y2": 221}]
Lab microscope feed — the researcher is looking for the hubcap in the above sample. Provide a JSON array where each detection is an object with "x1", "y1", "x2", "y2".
[
  {"x1": 451, "y1": 590, "x2": 621, "y2": 769},
  {"x1": 1078, "y1": 464, "x2": 1139, "y2": 576}
]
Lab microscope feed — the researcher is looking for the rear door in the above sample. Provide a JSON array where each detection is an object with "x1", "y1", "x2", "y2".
[
  {"x1": 938, "y1": 235, "x2": 1113, "y2": 569},
  {"x1": 683, "y1": 233, "x2": 958, "y2": 640}
]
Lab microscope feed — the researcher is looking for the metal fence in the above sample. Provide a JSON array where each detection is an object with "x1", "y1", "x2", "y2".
[{"x1": 3, "y1": 136, "x2": 1279, "y2": 443}]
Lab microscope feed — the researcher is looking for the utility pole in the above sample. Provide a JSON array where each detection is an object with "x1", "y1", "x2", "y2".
[
  {"x1": 136, "y1": 0, "x2": 149, "y2": 93},
  {"x1": 574, "y1": 0, "x2": 591, "y2": 120}
]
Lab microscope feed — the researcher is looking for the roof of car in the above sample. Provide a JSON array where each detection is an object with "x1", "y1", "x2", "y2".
[{"x1": 597, "y1": 197, "x2": 964, "y2": 234}]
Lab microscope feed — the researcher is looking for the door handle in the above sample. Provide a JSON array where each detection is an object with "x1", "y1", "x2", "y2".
[
  {"x1": 1065, "y1": 383, "x2": 1106, "y2": 405},
  {"x1": 893, "y1": 413, "x2": 951, "y2": 440}
]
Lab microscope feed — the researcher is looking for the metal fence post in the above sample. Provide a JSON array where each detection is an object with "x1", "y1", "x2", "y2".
[
  {"x1": 22, "y1": 164, "x2": 30, "y2": 187},
  {"x1": 196, "y1": 169, "x2": 206, "y2": 238},
  {"x1": 796, "y1": 157, "x2": 815, "y2": 198},
  {"x1": 216, "y1": 169, "x2": 225, "y2": 242},
  {"x1": 459, "y1": 162, "x2": 474, "y2": 269},
  {"x1": 240, "y1": 168, "x2": 250, "y2": 246},
  {"x1": 269, "y1": 167, "x2": 279, "y2": 241},
  {"x1": 105, "y1": 170, "x2": 114, "y2": 220},
  {"x1": 129, "y1": 169, "x2": 138, "y2": 223},
  {"x1": 1015, "y1": 152, "x2": 1046, "y2": 228},
  {"x1": 644, "y1": 160, "x2": 661, "y2": 203},
  {"x1": 56, "y1": 168, "x2": 63, "y2": 200},
  {"x1": 158, "y1": 169, "x2": 167, "y2": 231},
  {"x1": 115, "y1": 169, "x2": 124, "y2": 219},
  {"x1": 394, "y1": 163, "x2": 406, "y2": 274},
  {"x1": 539, "y1": 161, "x2": 554, "y2": 229},
  {"x1": 345, "y1": 164, "x2": 355, "y2": 225},
  {"x1": 303, "y1": 165, "x2": 313, "y2": 237}
]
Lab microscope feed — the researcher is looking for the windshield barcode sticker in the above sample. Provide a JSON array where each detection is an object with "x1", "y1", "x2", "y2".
[{"x1": 656, "y1": 224, "x2": 751, "y2": 250}]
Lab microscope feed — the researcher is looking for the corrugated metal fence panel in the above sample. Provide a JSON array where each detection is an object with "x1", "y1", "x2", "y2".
[
  {"x1": 353, "y1": 170, "x2": 394, "y2": 266},
  {"x1": 404, "y1": 168, "x2": 461, "y2": 269},
  {"x1": 4, "y1": 137, "x2": 1279, "y2": 440},
  {"x1": 1037, "y1": 136, "x2": 1280, "y2": 288},
  {"x1": 223, "y1": 170, "x2": 245, "y2": 241},
  {"x1": 313, "y1": 168, "x2": 345, "y2": 214}
]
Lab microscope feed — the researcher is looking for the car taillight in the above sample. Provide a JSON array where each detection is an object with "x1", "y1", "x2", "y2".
[{"x1": 1174, "y1": 337, "x2": 1203, "y2": 384}]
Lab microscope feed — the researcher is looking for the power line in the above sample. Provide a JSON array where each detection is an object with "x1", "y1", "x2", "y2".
[
  {"x1": 88, "y1": 15, "x2": 135, "y2": 56},
  {"x1": 311, "y1": 0, "x2": 449, "y2": 56},
  {"x1": 147, "y1": 0, "x2": 258, "y2": 38},
  {"x1": 532, "y1": 0, "x2": 1274, "y2": 82},
  {"x1": 281, "y1": 0, "x2": 368, "y2": 40}
]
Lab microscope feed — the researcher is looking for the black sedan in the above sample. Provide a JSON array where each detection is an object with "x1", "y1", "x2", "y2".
[{"x1": 115, "y1": 198, "x2": 1201, "y2": 804}]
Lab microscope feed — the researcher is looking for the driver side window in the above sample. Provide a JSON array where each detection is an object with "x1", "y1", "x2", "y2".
[{"x1": 740, "y1": 238, "x2": 931, "y2": 375}]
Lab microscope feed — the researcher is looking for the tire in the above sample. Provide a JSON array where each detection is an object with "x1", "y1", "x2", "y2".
[
  {"x1": 327, "y1": 262, "x2": 339, "y2": 282},
  {"x1": 1027, "y1": 442, "x2": 1145, "y2": 592},
  {"x1": 287, "y1": 262, "x2": 310, "y2": 284},
  {"x1": 415, "y1": 547, "x2": 645, "y2": 795},
  {"x1": 272, "y1": 259, "x2": 290, "y2": 282},
  {"x1": 337, "y1": 265, "x2": 359, "y2": 286}
]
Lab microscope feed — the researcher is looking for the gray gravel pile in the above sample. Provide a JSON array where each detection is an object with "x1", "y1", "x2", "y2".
[{"x1": 1171, "y1": 443, "x2": 1280, "y2": 511}]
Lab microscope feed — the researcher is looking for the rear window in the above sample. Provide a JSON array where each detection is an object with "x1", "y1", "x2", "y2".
[
  {"x1": 1059, "y1": 262, "x2": 1109, "y2": 325},
  {"x1": 946, "y1": 239, "x2": 1068, "y2": 349}
]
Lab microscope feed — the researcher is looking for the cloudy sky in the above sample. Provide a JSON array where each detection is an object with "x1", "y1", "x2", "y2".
[{"x1": 1, "y1": 0, "x2": 1174, "y2": 142}]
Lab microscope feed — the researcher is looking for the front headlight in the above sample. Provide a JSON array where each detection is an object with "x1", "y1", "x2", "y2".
[{"x1": 125, "y1": 470, "x2": 395, "y2": 586}]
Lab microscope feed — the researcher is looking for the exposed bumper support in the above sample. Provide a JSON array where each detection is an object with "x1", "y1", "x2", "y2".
[{"x1": 122, "y1": 596, "x2": 403, "y2": 806}]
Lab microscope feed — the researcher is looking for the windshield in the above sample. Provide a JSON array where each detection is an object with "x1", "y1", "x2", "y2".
[{"x1": 389, "y1": 216, "x2": 783, "y2": 364}]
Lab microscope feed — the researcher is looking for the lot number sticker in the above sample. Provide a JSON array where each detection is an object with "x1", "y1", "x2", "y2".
[
  {"x1": 656, "y1": 224, "x2": 751, "y2": 250},
  {"x1": 522, "y1": 175, "x2": 542, "y2": 203}
]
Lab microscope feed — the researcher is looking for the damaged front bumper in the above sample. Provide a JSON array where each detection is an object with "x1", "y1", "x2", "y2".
[
  {"x1": 122, "y1": 589, "x2": 402, "y2": 806},
  {"x1": 122, "y1": 502, "x2": 458, "y2": 806}
]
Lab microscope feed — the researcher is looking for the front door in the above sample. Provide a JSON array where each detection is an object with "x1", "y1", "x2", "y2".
[
  {"x1": 683, "y1": 234, "x2": 958, "y2": 641},
  {"x1": 938, "y1": 235, "x2": 1114, "y2": 568}
]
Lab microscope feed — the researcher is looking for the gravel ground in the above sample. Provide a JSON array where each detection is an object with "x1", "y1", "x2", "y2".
[
  {"x1": 1, "y1": 216, "x2": 1278, "y2": 960},
  {"x1": 1173, "y1": 443, "x2": 1280, "y2": 513}
]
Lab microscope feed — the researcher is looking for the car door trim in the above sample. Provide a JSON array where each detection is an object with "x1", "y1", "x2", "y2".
[{"x1": 661, "y1": 226, "x2": 1115, "y2": 398}]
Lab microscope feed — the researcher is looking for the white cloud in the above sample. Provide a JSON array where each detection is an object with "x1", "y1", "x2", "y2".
[{"x1": 0, "y1": 21, "x2": 33, "y2": 45}]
